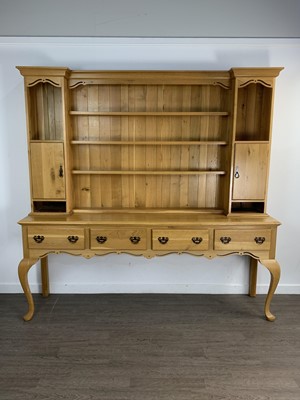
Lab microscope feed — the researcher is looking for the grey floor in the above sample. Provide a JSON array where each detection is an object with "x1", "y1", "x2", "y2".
[{"x1": 0, "y1": 294, "x2": 299, "y2": 400}]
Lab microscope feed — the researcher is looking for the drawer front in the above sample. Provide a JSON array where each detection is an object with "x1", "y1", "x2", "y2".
[
  {"x1": 90, "y1": 228, "x2": 147, "y2": 250},
  {"x1": 214, "y1": 229, "x2": 271, "y2": 251},
  {"x1": 28, "y1": 226, "x2": 85, "y2": 250},
  {"x1": 152, "y1": 230, "x2": 209, "y2": 251}
]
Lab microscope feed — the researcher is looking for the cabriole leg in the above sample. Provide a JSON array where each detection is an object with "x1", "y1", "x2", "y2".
[
  {"x1": 41, "y1": 256, "x2": 50, "y2": 297},
  {"x1": 259, "y1": 259, "x2": 281, "y2": 322},
  {"x1": 18, "y1": 258, "x2": 38, "y2": 321}
]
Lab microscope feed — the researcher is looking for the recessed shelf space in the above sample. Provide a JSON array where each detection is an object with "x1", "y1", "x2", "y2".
[
  {"x1": 73, "y1": 174, "x2": 226, "y2": 209},
  {"x1": 236, "y1": 83, "x2": 272, "y2": 141},
  {"x1": 231, "y1": 202, "x2": 265, "y2": 213},
  {"x1": 72, "y1": 142, "x2": 227, "y2": 178},
  {"x1": 70, "y1": 84, "x2": 230, "y2": 113},
  {"x1": 28, "y1": 82, "x2": 63, "y2": 141},
  {"x1": 33, "y1": 201, "x2": 67, "y2": 213}
]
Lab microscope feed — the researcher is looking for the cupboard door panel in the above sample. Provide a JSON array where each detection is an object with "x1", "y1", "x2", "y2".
[
  {"x1": 232, "y1": 143, "x2": 269, "y2": 200},
  {"x1": 30, "y1": 143, "x2": 65, "y2": 199}
]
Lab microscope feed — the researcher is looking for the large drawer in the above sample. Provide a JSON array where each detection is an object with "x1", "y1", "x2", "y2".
[
  {"x1": 214, "y1": 229, "x2": 271, "y2": 251},
  {"x1": 152, "y1": 229, "x2": 209, "y2": 251},
  {"x1": 28, "y1": 226, "x2": 85, "y2": 250},
  {"x1": 90, "y1": 228, "x2": 147, "y2": 250}
]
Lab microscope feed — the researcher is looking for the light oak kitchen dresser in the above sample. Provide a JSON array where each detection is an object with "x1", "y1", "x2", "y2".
[{"x1": 17, "y1": 66, "x2": 283, "y2": 321}]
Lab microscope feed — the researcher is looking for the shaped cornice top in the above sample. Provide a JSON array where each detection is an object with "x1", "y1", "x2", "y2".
[
  {"x1": 68, "y1": 70, "x2": 231, "y2": 88},
  {"x1": 230, "y1": 67, "x2": 284, "y2": 78},
  {"x1": 16, "y1": 66, "x2": 71, "y2": 78},
  {"x1": 16, "y1": 66, "x2": 284, "y2": 89}
]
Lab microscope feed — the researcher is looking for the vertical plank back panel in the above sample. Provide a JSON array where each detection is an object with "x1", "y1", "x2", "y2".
[{"x1": 70, "y1": 83, "x2": 231, "y2": 210}]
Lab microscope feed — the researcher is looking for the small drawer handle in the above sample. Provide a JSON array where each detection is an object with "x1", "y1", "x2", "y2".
[
  {"x1": 130, "y1": 236, "x2": 141, "y2": 244},
  {"x1": 96, "y1": 236, "x2": 107, "y2": 244},
  {"x1": 220, "y1": 236, "x2": 231, "y2": 244},
  {"x1": 158, "y1": 237, "x2": 169, "y2": 244},
  {"x1": 255, "y1": 236, "x2": 265, "y2": 245},
  {"x1": 234, "y1": 166, "x2": 240, "y2": 179},
  {"x1": 68, "y1": 235, "x2": 79, "y2": 243},
  {"x1": 192, "y1": 237, "x2": 203, "y2": 244},
  {"x1": 59, "y1": 165, "x2": 64, "y2": 178},
  {"x1": 33, "y1": 235, "x2": 44, "y2": 243}
]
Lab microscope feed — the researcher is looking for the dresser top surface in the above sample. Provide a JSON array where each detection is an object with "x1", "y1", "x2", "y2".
[{"x1": 19, "y1": 212, "x2": 281, "y2": 227}]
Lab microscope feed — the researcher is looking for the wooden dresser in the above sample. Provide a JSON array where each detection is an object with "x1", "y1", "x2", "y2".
[{"x1": 17, "y1": 67, "x2": 283, "y2": 321}]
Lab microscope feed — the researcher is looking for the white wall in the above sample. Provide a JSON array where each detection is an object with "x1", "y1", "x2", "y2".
[
  {"x1": 0, "y1": 37, "x2": 300, "y2": 294},
  {"x1": 0, "y1": 0, "x2": 300, "y2": 38}
]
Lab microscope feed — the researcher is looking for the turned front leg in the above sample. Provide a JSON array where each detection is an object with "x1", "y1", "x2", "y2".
[
  {"x1": 18, "y1": 258, "x2": 38, "y2": 321},
  {"x1": 259, "y1": 259, "x2": 281, "y2": 321}
]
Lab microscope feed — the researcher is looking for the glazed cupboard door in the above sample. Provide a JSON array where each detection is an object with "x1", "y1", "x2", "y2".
[
  {"x1": 30, "y1": 142, "x2": 65, "y2": 199},
  {"x1": 232, "y1": 143, "x2": 269, "y2": 200}
]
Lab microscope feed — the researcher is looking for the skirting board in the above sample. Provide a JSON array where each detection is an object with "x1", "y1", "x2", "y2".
[{"x1": 1, "y1": 283, "x2": 300, "y2": 294}]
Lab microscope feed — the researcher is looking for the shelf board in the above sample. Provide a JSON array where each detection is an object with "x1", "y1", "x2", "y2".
[
  {"x1": 234, "y1": 140, "x2": 269, "y2": 144},
  {"x1": 32, "y1": 198, "x2": 67, "y2": 202},
  {"x1": 30, "y1": 140, "x2": 64, "y2": 143},
  {"x1": 231, "y1": 199, "x2": 265, "y2": 203},
  {"x1": 70, "y1": 111, "x2": 229, "y2": 117},
  {"x1": 71, "y1": 140, "x2": 228, "y2": 146},
  {"x1": 72, "y1": 170, "x2": 226, "y2": 176},
  {"x1": 72, "y1": 207, "x2": 224, "y2": 214}
]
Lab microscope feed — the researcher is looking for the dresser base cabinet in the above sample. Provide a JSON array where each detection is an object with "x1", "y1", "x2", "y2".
[
  {"x1": 16, "y1": 67, "x2": 283, "y2": 321},
  {"x1": 18, "y1": 213, "x2": 280, "y2": 322}
]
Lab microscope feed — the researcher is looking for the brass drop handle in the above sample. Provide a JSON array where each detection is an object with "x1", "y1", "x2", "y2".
[
  {"x1": 255, "y1": 236, "x2": 265, "y2": 245},
  {"x1": 68, "y1": 235, "x2": 79, "y2": 243},
  {"x1": 96, "y1": 236, "x2": 107, "y2": 244},
  {"x1": 158, "y1": 237, "x2": 169, "y2": 244},
  {"x1": 192, "y1": 237, "x2": 203, "y2": 244},
  {"x1": 130, "y1": 236, "x2": 141, "y2": 244},
  {"x1": 234, "y1": 166, "x2": 240, "y2": 179},
  {"x1": 220, "y1": 236, "x2": 231, "y2": 244},
  {"x1": 59, "y1": 165, "x2": 64, "y2": 178},
  {"x1": 33, "y1": 235, "x2": 44, "y2": 243}
]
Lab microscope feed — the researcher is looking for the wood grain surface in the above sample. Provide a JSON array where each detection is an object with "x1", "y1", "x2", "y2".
[{"x1": 0, "y1": 294, "x2": 299, "y2": 399}]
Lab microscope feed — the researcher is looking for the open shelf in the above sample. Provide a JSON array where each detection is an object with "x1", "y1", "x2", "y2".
[
  {"x1": 235, "y1": 83, "x2": 272, "y2": 141},
  {"x1": 28, "y1": 82, "x2": 63, "y2": 141},
  {"x1": 72, "y1": 170, "x2": 226, "y2": 175},
  {"x1": 70, "y1": 111, "x2": 229, "y2": 116},
  {"x1": 231, "y1": 201, "x2": 265, "y2": 213},
  {"x1": 30, "y1": 140, "x2": 64, "y2": 143},
  {"x1": 71, "y1": 140, "x2": 228, "y2": 146},
  {"x1": 234, "y1": 140, "x2": 269, "y2": 144},
  {"x1": 33, "y1": 201, "x2": 67, "y2": 213}
]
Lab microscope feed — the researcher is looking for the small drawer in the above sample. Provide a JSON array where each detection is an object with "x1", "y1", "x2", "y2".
[
  {"x1": 90, "y1": 228, "x2": 147, "y2": 250},
  {"x1": 152, "y1": 229, "x2": 209, "y2": 251},
  {"x1": 28, "y1": 226, "x2": 85, "y2": 250},
  {"x1": 214, "y1": 229, "x2": 271, "y2": 251}
]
